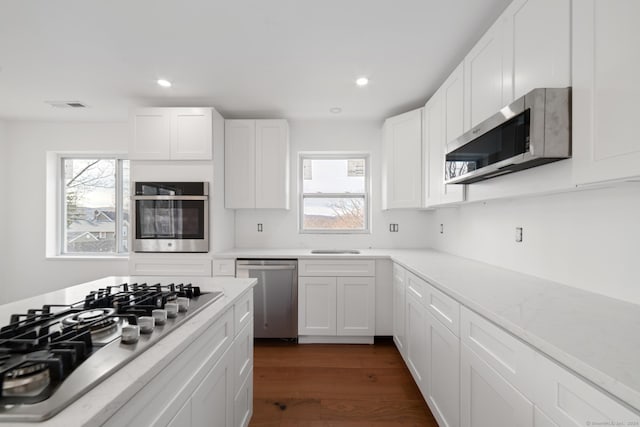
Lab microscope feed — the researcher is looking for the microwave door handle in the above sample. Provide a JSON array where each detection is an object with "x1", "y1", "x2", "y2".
[{"x1": 133, "y1": 195, "x2": 208, "y2": 201}]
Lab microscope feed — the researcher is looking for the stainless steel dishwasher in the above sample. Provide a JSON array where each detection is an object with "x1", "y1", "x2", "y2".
[{"x1": 235, "y1": 259, "x2": 298, "y2": 339}]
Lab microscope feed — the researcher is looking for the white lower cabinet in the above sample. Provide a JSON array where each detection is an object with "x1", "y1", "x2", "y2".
[
  {"x1": 103, "y1": 290, "x2": 254, "y2": 427},
  {"x1": 298, "y1": 260, "x2": 376, "y2": 343},
  {"x1": 405, "y1": 287, "x2": 428, "y2": 390},
  {"x1": 426, "y1": 311, "x2": 460, "y2": 427},
  {"x1": 534, "y1": 408, "x2": 559, "y2": 427},
  {"x1": 191, "y1": 346, "x2": 235, "y2": 427},
  {"x1": 298, "y1": 276, "x2": 337, "y2": 335},
  {"x1": 534, "y1": 352, "x2": 639, "y2": 426},
  {"x1": 392, "y1": 264, "x2": 407, "y2": 358},
  {"x1": 461, "y1": 342, "x2": 534, "y2": 427}
]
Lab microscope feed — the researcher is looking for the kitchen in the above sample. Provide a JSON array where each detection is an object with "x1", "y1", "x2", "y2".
[{"x1": 0, "y1": 0, "x2": 639, "y2": 426}]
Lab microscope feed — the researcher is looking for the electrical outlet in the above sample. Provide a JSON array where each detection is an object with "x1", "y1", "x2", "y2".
[
  {"x1": 389, "y1": 224, "x2": 399, "y2": 232},
  {"x1": 515, "y1": 227, "x2": 523, "y2": 242},
  {"x1": 257, "y1": 223, "x2": 263, "y2": 232},
  {"x1": 440, "y1": 224, "x2": 444, "y2": 234}
]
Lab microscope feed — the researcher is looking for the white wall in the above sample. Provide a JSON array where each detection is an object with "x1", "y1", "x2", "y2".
[
  {"x1": 2, "y1": 121, "x2": 130, "y2": 304},
  {"x1": 428, "y1": 184, "x2": 640, "y2": 304},
  {"x1": 234, "y1": 119, "x2": 431, "y2": 249}
]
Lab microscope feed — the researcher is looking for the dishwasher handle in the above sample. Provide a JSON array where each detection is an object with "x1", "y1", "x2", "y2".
[{"x1": 236, "y1": 265, "x2": 297, "y2": 271}]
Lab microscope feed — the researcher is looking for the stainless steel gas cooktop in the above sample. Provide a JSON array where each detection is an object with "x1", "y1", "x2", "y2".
[{"x1": 0, "y1": 281, "x2": 223, "y2": 422}]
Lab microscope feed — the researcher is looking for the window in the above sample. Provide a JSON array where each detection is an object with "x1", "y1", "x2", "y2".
[
  {"x1": 61, "y1": 157, "x2": 129, "y2": 255},
  {"x1": 300, "y1": 155, "x2": 369, "y2": 233}
]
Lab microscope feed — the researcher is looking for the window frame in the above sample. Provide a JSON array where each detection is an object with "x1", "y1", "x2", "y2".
[
  {"x1": 58, "y1": 153, "x2": 129, "y2": 256},
  {"x1": 298, "y1": 153, "x2": 371, "y2": 234}
]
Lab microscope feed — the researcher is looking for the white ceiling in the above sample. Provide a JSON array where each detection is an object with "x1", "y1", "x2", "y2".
[{"x1": 0, "y1": 0, "x2": 511, "y2": 122}]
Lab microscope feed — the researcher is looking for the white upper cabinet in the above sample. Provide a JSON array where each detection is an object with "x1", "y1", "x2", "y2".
[
  {"x1": 171, "y1": 108, "x2": 214, "y2": 160},
  {"x1": 509, "y1": 0, "x2": 571, "y2": 100},
  {"x1": 464, "y1": 15, "x2": 512, "y2": 130},
  {"x1": 573, "y1": 0, "x2": 640, "y2": 185},
  {"x1": 425, "y1": 65, "x2": 466, "y2": 208},
  {"x1": 382, "y1": 108, "x2": 423, "y2": 209},
  {"x1": 130, "y1": 108, "x2": 213, "y2": 160},
  {"x1": 464, "y1": 0, "x2": 571, "y2": 131},
  {"x1": 255, "y1": 120, "x2": 290, "y2": 209},
  {"x1": 225, "y1": 119, "x2": 290, "y2": 209}
]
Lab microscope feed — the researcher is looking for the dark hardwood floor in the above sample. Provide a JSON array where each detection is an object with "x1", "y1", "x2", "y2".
[{"x1": 250, "y1": 338, "x2": 438, "y2": 426}]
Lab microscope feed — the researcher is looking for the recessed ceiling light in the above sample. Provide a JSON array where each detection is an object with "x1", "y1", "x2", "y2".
[
  {"x1": 330, "y1": 107, "x2": 342, "y2": 114},
  {"x1": 157, "y1": 79, "x2": 172, "y2": 88},
  {"x1": 356, "y1": 77, "x2": 369, "y2": 87}
]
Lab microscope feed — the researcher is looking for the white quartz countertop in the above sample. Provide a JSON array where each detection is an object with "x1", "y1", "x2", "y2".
[
  {"x1": 0, "y1": 276, "x2": 256, "y2": 426},
  {"x1": 215, "y1": 247, "x2": 640, "y2": 412}
]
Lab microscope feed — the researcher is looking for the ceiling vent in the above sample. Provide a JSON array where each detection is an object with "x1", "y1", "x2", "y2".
[{"x1": 45, "y1": 100, "x2": 88, "y2": 108}]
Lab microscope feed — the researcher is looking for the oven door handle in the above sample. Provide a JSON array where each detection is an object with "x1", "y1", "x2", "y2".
[
  {"x1": 133, "y1": 195, "x2": 209, "y2": 201},
  {"x1": 236, "y1": 265, "x2": 297, "y2": 271}
]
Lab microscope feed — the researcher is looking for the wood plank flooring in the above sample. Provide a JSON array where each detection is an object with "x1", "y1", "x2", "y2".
[{"x1": 250, "y1": 338, "x2": 438, "y2": 426}]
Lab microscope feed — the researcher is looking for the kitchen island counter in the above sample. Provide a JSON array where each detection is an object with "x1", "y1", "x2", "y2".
[{"x1": 0, "y1": 276, "x2": 256, "y2": 427}]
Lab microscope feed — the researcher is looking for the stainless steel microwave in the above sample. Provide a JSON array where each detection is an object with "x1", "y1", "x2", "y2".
[
  {"x1": 132, "y1": 182, "x2": 209, "y2": 253},
  {"x1": 445, "y1": 87, "x2": 571, "y2": 184}
]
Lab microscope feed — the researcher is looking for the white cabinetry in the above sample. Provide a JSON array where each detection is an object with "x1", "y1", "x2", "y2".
[
  {"x1": 392, "y1": 263, "x2": 407, "y2": 358},
  {"x1": 464, "y1": 16, "x2": 511, "y2": 130},
  {"x1": 298, "y1": 260, "x2": 375, "y2": 343},
  {"x1": 426, "y1": 311, "x2": 460, "y2": 427},
  {"x1": 573, "y1": 0, "x2": 640, "y2": 184},
  {"x1": 534, "y1": 352, "x2": 639, "y2": 427},
  {"x1": 509, "y1": 0, "x2": 571, "y2": 100},
  {"x1": 405, "y1": 272, "x2": 428, "y2": 391},
  {"x1": 129, "y1": 108, "x2": 214, "y2": 160},
  {"x1": 425, "y1": 65, "x2": 465, "y2": 207},
  {"x1": 464, "y1": 0, "x2": 571, "y2": 130},
  {"x1": 382, "y1": 108, "x2": 423, "y2": 209},
  {"x1": 461, "y1": 342, "x2": 534, "y2": 427},
  {"x1": 103, "y1": 290, "x2": 253, "y2": 427},
  {"x1": 225, "y1": 119, "x2": 290, "y2": 209}
]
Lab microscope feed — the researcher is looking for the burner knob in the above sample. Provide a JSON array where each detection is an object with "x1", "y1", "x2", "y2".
[
  {"x1": 177, "y1": 297, "x2": 190, "y2": 312},
  {"x1": 139, "y1": 316, "x2": 155, "y2": 334},
  {"x1": 152, "y1": 309, "x2": 167, "y2": 326},
  {"x1": 165, "y1": 303, "x2": 179, "y2": 318},
  {"x1": 121, "y1": 325, "x2": 140, "y2": 344}
]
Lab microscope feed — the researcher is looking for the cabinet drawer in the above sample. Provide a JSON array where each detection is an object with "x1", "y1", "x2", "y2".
[
  {"x1": 461, "y1": 307, "x2": 536, "y2": 401},
  {"x1": 426, "y1": 284, "x2": 460, "y2": 337},
  {"x1": 298, "y1": 259, "x2": 375, "y2": 277},
  {"x1": 234, "y1": 369, "x2": 253, "y2": 427},
  {"x1": 234, "y1": 290, "x2": 253, "y2": 338},
  {"x1": 534, "y1": 353, "x2": 640, "y2": 426},
  {"x1": 213, "y1": 258, "x2": 235, "y2": 277},
  {"x1": 406, "y1": 271, "x2": 428, "y2": 304}
]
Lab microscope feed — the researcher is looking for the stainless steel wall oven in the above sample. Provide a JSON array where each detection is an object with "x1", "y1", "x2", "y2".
[{"x1": 132, "y1": 182, "x2": 209, "y2": 253}]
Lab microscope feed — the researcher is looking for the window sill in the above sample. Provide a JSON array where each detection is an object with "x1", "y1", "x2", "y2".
[{"x1": 46, "y1": 255, "x2": 130, "y2": 261}]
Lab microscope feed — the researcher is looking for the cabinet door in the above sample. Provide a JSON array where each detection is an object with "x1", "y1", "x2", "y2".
[
  {"x1": 461, "y1": 343, "x2": 534, "y2": 427},
  {"x1": 534, "y1": 408, "x2": 559, "y2": 427},
  {"x1": 234, "y1": 370, "x2": 253, "y2": 427},
  {"x1": 509, "y1": 0, "x2": 571, "y2": 100},
  {"x1": 424, "y1": 91, "x2": 442, "y2": 207},
  {"x1": 225, "y1": 120, "x2": 256, "y2": 208},
  {"x1": 129, "y1": 108, "x2": 172, "y2": 160},
  {"x1": 382, "y1": 109, "x2": 423, "y2": 209},
  {"x1": 167, "y1": 398, "x2": 192, "y2": 427},
  {"x1": 336, "y1": 277, "x2": 375, "y2": 336},
  {"x1": 171, "y1": 108, "x2": 213, "y2": 160},
  {"x1": 534, "y1": 353, "x2": 640, "y2": 426},
  {"x1": 426, "y1": 312, "x2": 460, "y2": 427},
  {"x1": 233, "y1": 322, "x2": 253, "y2": 398},
  {"x1": 298, "y1": 276, "x2": 337, "y2": 335},
  {"x1": 573, "y1": 0, "x2": 640, "y2": 184},
  {"x1": 464, "y1": 16, "x2": 512, "y2": 130},
  {"x1": 440, "y1": 63, "x2": 466, "y2": 205},
  {"x1": 392, "y1": 264, "x2": 406, "y2": 356},
  {"x1": 255, "y1": 120, "x2": 290, "y2": 209},
  {"x1": 405, "y1": 290, "x2": 428, "y2": 393},
  {"x1": 191, "y1": 346, "x2": 235, "y2": 427}
]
